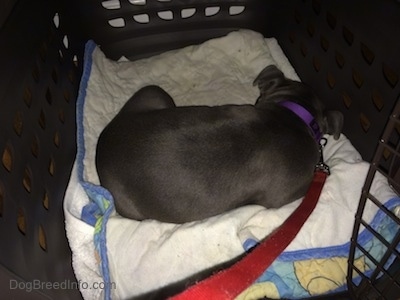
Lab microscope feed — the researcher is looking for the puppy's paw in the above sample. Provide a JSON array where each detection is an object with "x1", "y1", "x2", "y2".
[{"x1": 323, "y1": 110, "x2": 344, "y2": 140}]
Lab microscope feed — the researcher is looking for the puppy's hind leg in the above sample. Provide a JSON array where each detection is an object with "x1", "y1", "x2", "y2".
[{"x1": 121, "y1": 85, "x2": 176, "y2": 114}]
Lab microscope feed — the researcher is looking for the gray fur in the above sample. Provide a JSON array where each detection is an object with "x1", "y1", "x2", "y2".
[{"x1": 96, "y1": 65, "x2": 343, "y2": 223}]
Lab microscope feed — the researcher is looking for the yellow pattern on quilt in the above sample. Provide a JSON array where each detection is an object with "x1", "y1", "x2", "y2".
[
  {"x1": 235, "y1": 256, "x2": 366, "y2": 300},
  {"x1": 236, "y1": 282, "x2": 280, "y2": 300},
  {"x1": 294, "y1": 256, "x2": 366, "y2": 296}
]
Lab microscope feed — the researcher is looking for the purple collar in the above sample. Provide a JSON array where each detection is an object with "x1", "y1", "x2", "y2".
[{"x1": 278, "y1": 100, "x2": 322, "y2": 142}]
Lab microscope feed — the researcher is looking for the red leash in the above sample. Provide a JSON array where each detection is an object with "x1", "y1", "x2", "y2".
[{"x1": 170, "y1": 167, "x2": 329, "y2": 300}]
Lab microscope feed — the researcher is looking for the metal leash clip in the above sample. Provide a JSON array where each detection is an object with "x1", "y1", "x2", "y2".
[{"x1": 315, "y1": 137, "x2": 330, "y2": 175}]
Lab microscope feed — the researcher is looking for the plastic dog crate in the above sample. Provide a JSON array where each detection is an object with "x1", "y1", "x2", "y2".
[{"x1": 0, "y1": 0, "x2": 399, "y2": 299}]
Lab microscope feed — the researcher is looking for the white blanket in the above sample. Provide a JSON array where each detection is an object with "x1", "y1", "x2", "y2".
[{"x1": 64, "y1": 30, "x2": 399, "y2": 300}]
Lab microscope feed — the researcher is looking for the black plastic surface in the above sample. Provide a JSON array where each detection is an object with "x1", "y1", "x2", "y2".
[
  {"x1": 0, "y1": 0, "x2": 83, "y2": 298},
  {"x1": 0, "y1": 0, "x2": 399, "y2": 299}
]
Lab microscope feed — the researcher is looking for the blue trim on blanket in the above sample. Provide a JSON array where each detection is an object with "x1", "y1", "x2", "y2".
[
  {"x1": 277, "y1": 197, "x2": 400, "y2": 262},
  {"x1": 76, "y1": 40, "x2": 114, "y2": 300},
  {"x1": 76, "y1": 40, "x2": 94, "y2": 184}
]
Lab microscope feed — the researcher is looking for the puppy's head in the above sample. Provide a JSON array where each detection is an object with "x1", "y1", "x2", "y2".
[{"x1": 253, "y1": 65, "x2": 343, "y2": 140}]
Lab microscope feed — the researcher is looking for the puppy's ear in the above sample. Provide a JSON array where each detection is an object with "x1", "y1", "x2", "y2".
[
  {"x1": 323, "y1": 110, "x2": 344, "y2": 140},
  {"x1": 253, "y1": 65, "x2": 285, "y2": 97}
]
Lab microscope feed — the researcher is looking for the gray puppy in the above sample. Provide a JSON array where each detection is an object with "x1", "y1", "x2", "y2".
[{"x1": 96, "y1": 65, "x2": 343, "y2": 223}]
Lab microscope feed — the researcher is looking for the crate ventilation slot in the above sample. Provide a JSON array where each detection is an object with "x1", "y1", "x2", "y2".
[
  {"x1": 230, "y1": 6, "x2": 245, "y2": 15},
  {"x1": 43, "y1": 191, "x2": 49, "y2": 210},
  {"x1": 383, "y1": 64, "x2": 399, "y2": 88},
  {"x1": 73, "y1": 55, "x2": 79, "y2": 67},
  {"x1": 2, "y1": 144, "x2": 12, "y2": 172},
  {"x1": 205, "y1": 6, "x2": 220, "y2": 17},
  {"x1": 53, "y1": 13, "x2": 59, "y2": 28},
  {"x1": 54, "y1": 131, "x2": 60, "y2": 148},
  {"x1": 105, "y1": 2, "x2": 246, "y2": 27},
  {"x1": 109, "y1": 18, "x2": 125, "y2": 27},
  {"x1": 352, "y1": 69, "x2": 364, "y2": 89},
  {"x1": 52, "y1": 12, "x2": 78, "y2": 68},
  {"x1": 181, "y1": 8, "x2": 196, "y2": 19},
  {"x1": 49, "y1": 157, "x2": 55, "y2": 176},
  {"x1": 31, "y1": 135, "x2": 39, "y2": 157},
  {"x1": 58, "y1": 49, "x2": 64, "y2": 62},
  {"x1": 313, "y1": 56, "x2": 321, "y2": 72},
  {"x1": 382, "y1": 147, "x2": 392, "y2": 161},
  {"x1": 312, "y1": 0, "x2": 321, "y2": 15},
  {"x1": 68, "y1": 69, "x2": 76, "y2": 84},
  {"x1": 46, "y1": 88, "x2": 53, "y2": 105},
  {"x1": 131, "y1": 0, "x2": 146, "y2": 4},
  {"x1": 320, "y1": 35, "x2": 329, "y2": 52},
  {"x1": 23, "y1": 86, "x2": 32, "y2": 107},
  {"x1": 327, "y1": 72, "x2": 336, "y2": 89},
  {"x1": 38, "y1": 110, "x2": 46, "y2": 130},
  {"x1": 372, "y1": 89, "x2": 384, "y2": 111},
  {"x1": 361, "y1": 43, "x2": 375, "y2": 65},
  {"x1": 59, "y1": 110, "x2": 65, "y2": 124},
  {"x1": 307, "y1": 22, "x2": 315, "y2": 37},
  {"x1": 13, "y1": 111, "x2": 23, "y2": 136},
  {"x1": 64, "y1": 90, "x2": 71, "y2": 103},
  {"x1": 23, "y1": 167, "x2": 32, "y2": 193},
  {"x1": 342, "y1": 26, "x2": 354, "y2": 46},
  {"x1": 326, "y1": 12, "x2": 336, "y2": 30},
  {"x1": 16, "y1": 207, "x2": 48, "y2": 250},
  {"x1": 335, "y1": 51, "x2": 345, "y2": 69},
  {"x1": 158, "y1": 11, "x2": 173, "y2": 20},
  {"x1": 102, "y1": 0, "x2": 120, "y2": 9},
  {"x1": 39, "y1": 225, "x2": 47, "y2": 251},
  {"x1": 342, "y1": 92, "x2": 352, "y2": 109},
  {"x1": 17, "y1": 207, "x2": 26, "y2": 235},
  {"x1": 360, "y1": 113, "x2": 371, "y2": 133},
  {"x1": 62, "y1": 36, "x2": 69, "y2": 49}
]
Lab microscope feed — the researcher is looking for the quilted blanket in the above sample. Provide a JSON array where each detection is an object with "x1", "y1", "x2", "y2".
[{"x1": 63, "y1": 30, "x2": 400, "y2": 300}]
